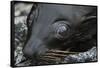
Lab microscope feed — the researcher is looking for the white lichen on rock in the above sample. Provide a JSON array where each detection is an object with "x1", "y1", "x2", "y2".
[
  {"x1": 63, "y1": 47, "x2": 97, "y2": 63},
  {"x1": 14, "y1": 3, "x2": 33, "y2": 66}
]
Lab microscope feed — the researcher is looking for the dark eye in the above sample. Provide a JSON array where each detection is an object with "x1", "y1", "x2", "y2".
[{"x1": 52, "y1": 21, "x2": 70, "y2": 39}]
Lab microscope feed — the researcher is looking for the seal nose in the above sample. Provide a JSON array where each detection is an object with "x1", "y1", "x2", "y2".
[
  {"x1": 23, "y1": 38, "x2": 47, "y2": 58},
  {"x1": 23, "y1": 46, "x2": 35, "y2": 58}
]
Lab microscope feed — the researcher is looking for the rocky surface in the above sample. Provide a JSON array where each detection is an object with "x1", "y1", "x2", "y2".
[
  {"x1": 14, "y1": 3, "x2": 33, "y2": 66},
  {"x1": 63, "y1": 47, "x2": 97, "y2": 63}
]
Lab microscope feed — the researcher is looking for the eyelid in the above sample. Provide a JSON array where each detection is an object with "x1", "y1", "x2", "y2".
[{"x1": 54, "y1": 18, "x2": 69, "y2": 23}]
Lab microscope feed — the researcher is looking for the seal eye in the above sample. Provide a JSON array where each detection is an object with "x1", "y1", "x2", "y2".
[
  {"x1": 52, "y1": 21, "x2": 70, "y2": 39},
  {"x1": 57, "y1": 24, "x2": 68, "y2": 36}
]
